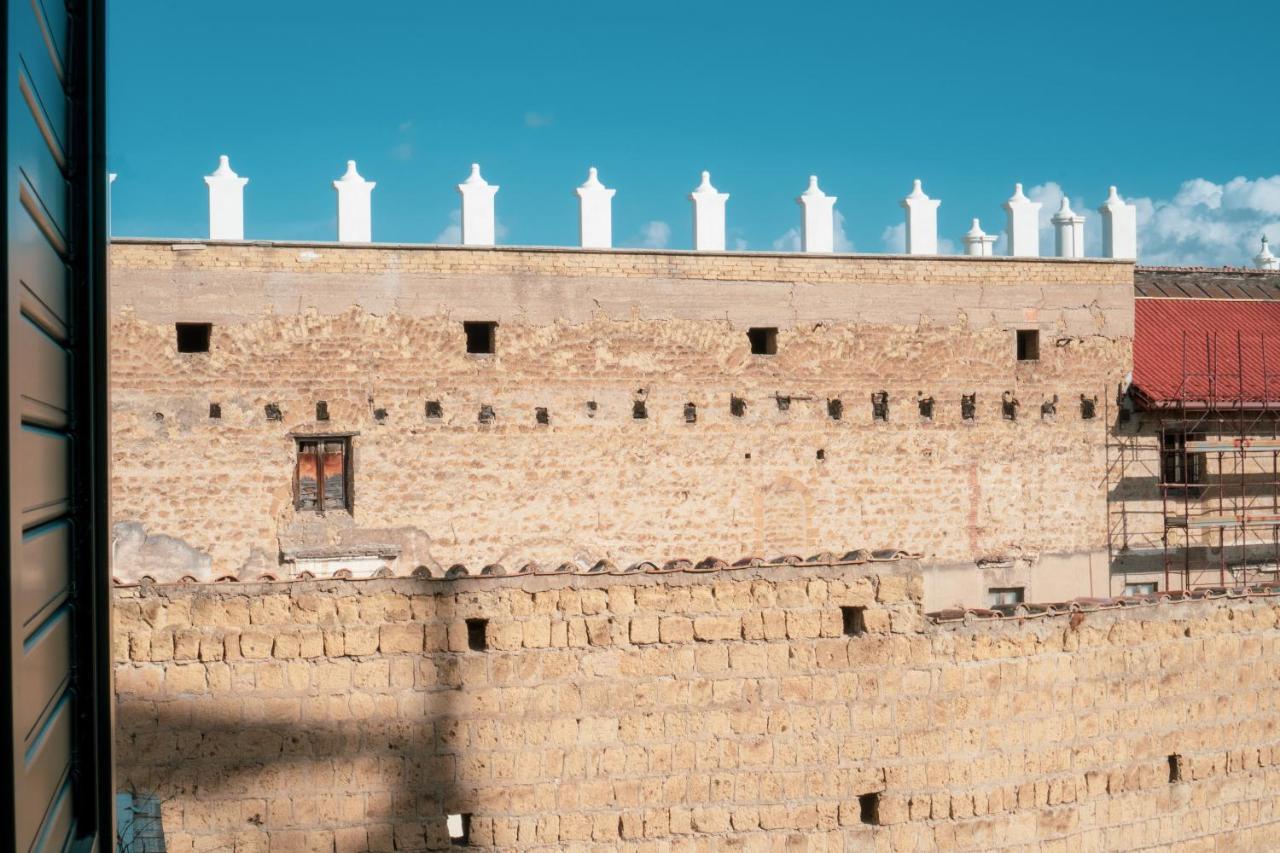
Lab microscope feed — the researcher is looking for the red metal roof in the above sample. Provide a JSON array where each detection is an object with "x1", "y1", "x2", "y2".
[{"x1": 1133, "y1": 299, "x2": 1280, "y2": 407}]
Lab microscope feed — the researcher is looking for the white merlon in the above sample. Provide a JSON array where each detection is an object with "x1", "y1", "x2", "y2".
[
  {"x1": 1257, "y1": 235, "x2": 1279, "y2": 270},
  {"x1": 576, "y1": 167, "x2": 615, "y2": 249},
  {"x1": 457, "y1": 163, "x2": 499, "y2": 246},
  {"x1": 1051, "y1": 196, "x2": 1085, "y2": 258},
  {"x1": 332, "y1": 161, "x2": 375, "y2": 243},
  {"x1": 900, "y1": 179, "x2": 940, "y2": 255},
  {"x1": 204, "y1": 155, "x2": 248, "y2": 240},
  {"x1": 1002, "y1": 183, "x2": 1041, "y2": 257},
  {"x1": 962, "y1": 218, "x2": 998, "y2": 256},
  {"x1": 797, "y1": 175, "x2": 837, "y2": 253},
  {"x1": 689, "y1": 171, "x2": 729, "y2": 251},
  {"x1": 1098, "y1": 185, "x2": 1137, "y2": 260},
  {"x1": 108, "y1": 173, "x2": 117, "y2": 236}
]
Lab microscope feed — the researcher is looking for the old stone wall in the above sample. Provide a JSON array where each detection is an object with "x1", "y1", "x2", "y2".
[
  {"x1": 109, "y1": 241, "x2": 1133, "y2": 606},
  {"x1": 113, "y1": 565, "x2": 1280, "y2": 851}
]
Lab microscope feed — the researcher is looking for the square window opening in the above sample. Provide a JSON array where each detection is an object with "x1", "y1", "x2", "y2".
[
  {"x1": 986, "y1": 587, "x2": 1024, "y2": 608},
  {"x1": 827, "y1": 398, "x2": 843, "y2": 421},
  {"x1": 535, "y1": 407, "x2": 550, "y2": 425},
  {"x1": 447, "y1": 813, "x2": 472, "y2": 846},
  {"x1": 730, "y1": 396, "x2": 746, "y2": 417},
  {"x1": 632, "y1": 401, "x2": 648, "y2": 420},
  {"x1": 1016, "y1": 329, "x2": 1040, "y2": 361},
  {"x1": 1081, "y1": 395, "x2": 1097, "y2": 420},
  {"x1": 295, "y1": 436, "x2": 352, "y2": 513},
  {"x1": 841, "y1": 606, "x2": 866, "y2": 637},
  {"x1": 208, "y1": 403, "x2": 221, "y2": 419},
  {"x1": 748, "y1": 327, "x2": 778, "y2": 356},
  {"x1": 175, "y1": 322, "x2": 211, "y2": 353},
  {"x1": 464, "y1": 321, "x2": 496, "y2": 355},
  {"x1": 1161, "y1": 431, "x2": 1205, "y2": 493},
  {"x1": 425, "y1": 400, "x2": 443, "y2": 420},
  {"x1": 466, "y1": 618, "x2": 488, "y2": 651},
  {"x1": 858, "y1": 792, "x2": 880, "y2": 826}
]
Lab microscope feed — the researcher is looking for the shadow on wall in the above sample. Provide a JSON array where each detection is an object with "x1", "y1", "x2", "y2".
[{"x1": 113, "y1": 624, "x2": 466, "y2": 850}]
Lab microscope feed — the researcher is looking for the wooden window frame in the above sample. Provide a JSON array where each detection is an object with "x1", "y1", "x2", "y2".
[{"x1": 294, "y1": 435, "x2": 354, "y2": 513}]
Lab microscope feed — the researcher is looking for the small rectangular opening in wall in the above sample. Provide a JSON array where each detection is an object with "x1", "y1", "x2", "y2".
[
  {"x1": 586, "y1": 400, "x2": 598, "y2": 418},
  {"x1": 447, "y1": 813, "x2": 472, "y2": 846},
  {"x1": 730, "y1": 396, "x2": 746, "y2": 417},
  {"x1": 858, "y1": 792, "x2": 880, "y2": 825},
  {"x1": 871, "y1": 391, "x2": 888, "y2": 422},
  {"x1": 1081, "y1": 395, "x2": 1097, "y2": 420},
  {"x1": 684, "y1": 402, "x2": 697, "y2": 423},
  {"x1": 632, "y1": 400, "x2": 647, "y2": 420},
  {"x1": 961, "y1": 393, "x2": 976, "y2": 421},
  {"x1": 1168, "y1": 754, "x2": 1182, "y2": 783},
  {"x1": 466, "y1": 618, "x2": 488, "y2": 651},
  {"x1": 535, "y1": 407, "x2": 549, "y2": 425},
  {"x1": 464, "y1": 321, "x2": 496, "y2": 355},
  {"x1": 918, "y1": 395, "x2": 934, "y2": 421},
  {"x1": 1016, "y1": 329, "x2": 1040, "y2": 361},
  {"x1": 209, "y1": 403, "x2": 221, "y2": 419},
  {"x1": 316, "y1": 401, "x2": 329, "y2": 421},
  {"x1": 841, "y1": 606, "x2": 866, "y2": 636},
  {"x1": 748, "y1": 327, "x2": 777, "y2": 356},
  {"x1": 175, "y1": 322, "x2": 211, "y2": 353},
  {"x1": 425, "y1": 400, "x2": 443, "y2": 420},
  {"x1": 827, "y1": 398, "x2": 843, "y2": 420}
]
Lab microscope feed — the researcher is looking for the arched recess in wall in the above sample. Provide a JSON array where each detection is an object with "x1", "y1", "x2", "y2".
[{"x1": 753, "y1": 476, "x2": 813, "y2": 556}]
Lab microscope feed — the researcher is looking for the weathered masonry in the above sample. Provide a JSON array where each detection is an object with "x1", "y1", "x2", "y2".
[
  {"x1": 109, "y1": 241, "x2": 1134, "y2": 608},
  {"x1": 113, "y1": 563, "x2": 1280, "y2": 851}
]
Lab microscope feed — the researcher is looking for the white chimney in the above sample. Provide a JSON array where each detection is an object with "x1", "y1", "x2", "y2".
[
  {"x1": 108, "y1": 172, "x2": 117, "y2": 237},
  {"x1": 963, "y1": 218, "x2": 997, "y2": 256},
  {"x1": 457, "y1": 163, "x2": 499, "y2": 246},
  {"x1": 1051, "y1": 196, "x2": 1085, "y2": 258},
  {"x1": 689, "y1": 171, "x2": 729, "y2": 251},
  {"x1": 1098, "y1": 186, "x2": 1137, "y2": 260},
  {"x1": 797, "y1": 175, "x2": 837, "y2": 253},
  {"x1": 1257, "y1": 235, "x2": 1279, "y2": 270},
  {"x1": 332, "y1": 161, "x2": 375, "y2": 243},
  {"x1": 1002, "y1": 182, "x2": 1041, "y2": 257},
  {"x1": 576, "y1": 167, "x2": 615, "y2": 249},
  {"x1": 204, "y1": 155, "x2": 248, "y2": 240},
  {"x1": 900, "y1": 179, "x2": 940, "y2": 254}
]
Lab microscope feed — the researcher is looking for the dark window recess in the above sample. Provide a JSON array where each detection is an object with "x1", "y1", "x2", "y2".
[
  {"x1": 464, "y1": 321, "x2": 496, "y2": 354},
  {"x1": 209, "y1": 403, "x2": 221, "y2": 419},
  {"x1": 316, "y1": 401, "x2": 329, "y2": 421},
  {"x1": 961, "y1": 394, "x2": 977, "y2": 421},
  {"x1": 918, "y1": 395, "x2": 935, "y2": 420},
  {"x1": 776, "y1": 395, "x2": 791, "y2": 412},
  {"x1": 744, "y1": 452, "x2": 751, "y2": 460},
  {"x1": 827, "y1": 399, "x2": 843, "y2": 420},
  {"x1": 425, "y1": 400, "x2": 443, "y2": 419},
  {"x1": 841, "y1": 606, "x2": 866, "y2": 637},
  {"x1": 684, "y1": 403, "x2": 697, "y2": 424},
  {"x1": 295, "y1": 437, "x2": 352, "y2": 513},
  {"x1": 1001, "y1": 393, "x2": 1018, "y2": 421},
  {"x1": 1016, "y1": 329, "x2": 1040, "y2": 361},
  {"x1": 871, "y1": 391, "x2": 889, "y2": 422},
  {"x1": 859, "y1": 792, "x2": 880, "y2": 826},
  {"x1": 535, "y1": 407, "x2": 550, "y2": 425},
  {"x1": 478, "y1": 405, "x2": 495, "y2": 424},
  {"x1": 1168, "y1": 754, "x2": 1182, "y2": 783},
  {"x1": 586, "y1": 400, "x2": 598, "y2": 418},
  {"x1": 175, "y1": 322, "x2": 211, "y2": 353},
  {"x1": 1040, "y1": 395, "x2": 1057, "y2": 419},
  {"x1": 265, "y1": 403, "x2": 282, "y2": 421},
  {"x1": 816, "y1": 448, "x2": 826, "y2": 461},
  {"x1": 374, "y1": 408, "x2": 388, "y2": 423},
  {"x1": 466, "y1": 619, "x2": 488, "y2": 651},
  {"x1": 1161, "y1": 432, "x2": 1205, "y2": 492},
  {"x1": 1080, "y1": 395, "x2": 1097, "y2": 420},
  {"x1": 632, "y1": 401, "x2": 648, "y2": 420},
  {"x1": 448, "y1": 813, "x2": 472, "y2": 846},
  {"x1": 730, "y1": 396, "x2": 746, "y2": 417},
  {"x1": 748, "y1": 327, "x2": 778, "y2": 355}
]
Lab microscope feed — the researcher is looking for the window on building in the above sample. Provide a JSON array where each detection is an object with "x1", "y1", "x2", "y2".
[
  {"x1": 464, "y1": 321, "x2": 496, "y2": 354},
  {"x1": 986, "y1": 587, "x2": 1024, "y2": 607},
  {"x1": 871, "y1": 391, "x2": 889, "y2": 422},
  {"x1": 466, "y1": 618, "x2": 488, "y2": 651},
  {"x1": 1161, "y1": 432, "x2": 1205, "y2": 490},
  {"x1": 447, "y1": 813, "x2": 471, "y2": 846},
  {"x1": 858, "y1": 792, "x2": 880, "y2": 825},
  {"x1": 748, "y1": 327, "x2": 777, "y2": 355},
  {"x1": 1124, "y1": 582, "x2": 1157, "y2": 596},
  {"x1": 1016, "y1": 329, "x2": 1039, "y2": 361},
  {"x1": 841, "y1": 606, "x2": 866, "y2": 636},
  {"x1": 295, "y1": 437, "x2": 352, "y2": 512},
  {"x1": 175, "y1": 322, "x2": 211, "y2": 353}
]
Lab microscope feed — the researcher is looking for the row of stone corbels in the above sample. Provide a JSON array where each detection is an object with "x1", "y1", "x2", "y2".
[{"x1": 202, "y1": 155, "x2": 1138, "y2": 259}]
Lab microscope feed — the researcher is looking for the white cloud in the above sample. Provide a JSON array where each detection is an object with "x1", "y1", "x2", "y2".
[
  {"x1": 637, "y1": 220, "x2": 671, "y2": 249},
  {"x1": 771, "y1": 210, "x2": 853, "y2": 252},
  {"x1": 524, "y1": 112, "x2": 553, "y2": 128},
  {"x1": 1131, "y1": 176, "x2": 1280, "y2": 266},
  {"x1": 434, "y1": 209, "x2": 508, "y2": 245},
  {"x1": 731, "y1": 236, "x2": 749, "y2": 251}
]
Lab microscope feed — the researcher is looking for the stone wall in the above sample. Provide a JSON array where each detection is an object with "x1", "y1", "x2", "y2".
[
  {"x1": 109, "y1": 241, "x2": 1133, "y2": 606},
  {"x1": 113, "y1": 565, "x2": 1280, "y2": 851}
]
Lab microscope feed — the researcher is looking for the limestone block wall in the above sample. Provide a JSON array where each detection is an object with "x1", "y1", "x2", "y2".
[
  {"x1": 113, "y1": 564, "x2": 1280, "y2": 851},
  {"x1": 109, "y1": 241, "x2": 1133, "y2": 599}
]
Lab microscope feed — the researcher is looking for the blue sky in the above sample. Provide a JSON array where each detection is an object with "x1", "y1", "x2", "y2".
[{"x1": 109, "y1": 1, "x2": 1280, "y2": 265}]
